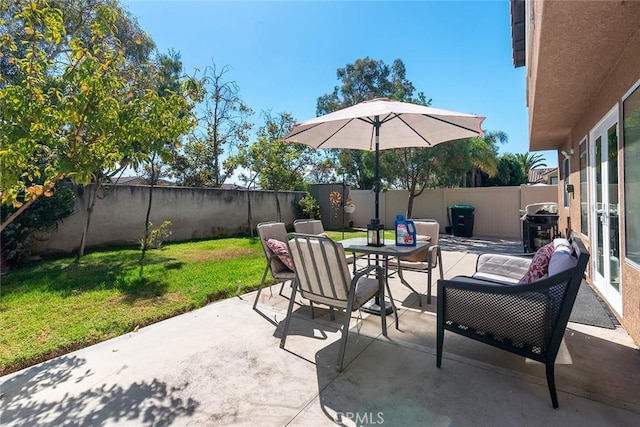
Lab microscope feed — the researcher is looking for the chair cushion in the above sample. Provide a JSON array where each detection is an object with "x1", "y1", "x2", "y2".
[
  {"x1": 548, "y1": 249, "x2": 578, "y2": 276},
  {"x1": 264, "y1": 238, "x2": 295, "y2": 271},
  {"x1": 399, "y1": 235, "x2": 431, "y2": 262},
  {"x1": 519, "y1": 242, "x2": 555, "y2": 284},
  {"x1": 475, "y1": 253, "x2": 532, "y2": 281}
]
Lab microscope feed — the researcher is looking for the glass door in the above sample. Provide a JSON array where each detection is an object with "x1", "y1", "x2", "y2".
[{"x1": 589, "y1": 107, "x2": 622, "y2": 314}]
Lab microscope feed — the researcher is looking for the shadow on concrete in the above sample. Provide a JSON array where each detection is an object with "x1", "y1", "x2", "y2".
[{"x1": 1, "y1": 356, "x2": 199, "y2": 426}]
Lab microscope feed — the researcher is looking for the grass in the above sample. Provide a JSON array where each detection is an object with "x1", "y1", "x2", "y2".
[{"x1": 0, "y1": 229, "x2": 379, "y2": 375}]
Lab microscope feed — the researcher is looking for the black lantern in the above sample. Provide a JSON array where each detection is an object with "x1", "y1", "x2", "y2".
[{"x1": 367, "y1": 219, "x2": 385, "y2": 247}]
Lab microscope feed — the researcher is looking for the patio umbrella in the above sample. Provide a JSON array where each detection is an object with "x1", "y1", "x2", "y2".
[{"x1": 284, "y1": 97, "x2": 485, "y2": 220}]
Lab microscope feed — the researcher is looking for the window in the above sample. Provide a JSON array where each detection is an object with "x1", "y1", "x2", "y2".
[
  {"x1": 563, "y1": 157, "x2": 570, "y2": 208},
  {"x1": 624, "y1": 81, "x2": 640, "y2": 266},
  {"x1": 579, "y1": 139, "x2": 588, "y2": 235}
]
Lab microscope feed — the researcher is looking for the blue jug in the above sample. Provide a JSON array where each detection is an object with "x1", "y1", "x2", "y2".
[{"x1": 395, "y1": 215, "x2": 417, "y2": 246}]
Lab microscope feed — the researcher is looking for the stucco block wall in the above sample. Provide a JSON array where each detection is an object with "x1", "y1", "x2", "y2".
[
  {"x1": 33, "y1": 186, "x2": 302, "y2": 254},
  {"x1": 347, "y1": 185, "x2": 557, "y2": 240}
]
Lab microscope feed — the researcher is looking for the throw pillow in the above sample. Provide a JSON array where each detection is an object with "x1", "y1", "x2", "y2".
[
  {"x1": 548, "y1": 250, "x2": 578, "y2": 276},
  {"x1": 553, "y1": 238, "x2": 571, "y2": 252},
  {"x1": 264, "y1": 238, "x2": 295, "y2": 271},
  {"x1": 519, "y1": 242, "x2": 555, "y2": 284}
]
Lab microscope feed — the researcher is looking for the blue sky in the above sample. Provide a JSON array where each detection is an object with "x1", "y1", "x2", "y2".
[{"x1": 124, "y1": 0, "x2": 557, "y2": 168}]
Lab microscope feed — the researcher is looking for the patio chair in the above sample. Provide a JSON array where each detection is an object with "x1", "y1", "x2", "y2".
[
  {"x1": 280, "y1": 233, "x2": 393, "y2": 372},
  {"x1": 436, "y1": 234, "x2": 590, "y2": 408},
  {"x1": 293, "y1": 219, "x2": 357, "y2": 270},
  {"x1": 395, "y1": 219, "x2": 443, "y2": 306},
  {"x1": 253, "y1": 222, "x2": 296, "y2": 310},
  {"x1": 293, "y1": 219, "x2": 326, "y2": 235}
]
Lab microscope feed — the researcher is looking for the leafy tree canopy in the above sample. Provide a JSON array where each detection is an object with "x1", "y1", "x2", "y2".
[{"x1": 0, "y1": 0, "x2": 197, "y2": 231}]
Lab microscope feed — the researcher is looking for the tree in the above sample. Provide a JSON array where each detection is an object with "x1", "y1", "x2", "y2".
[
  {"x1": 517, "y1": 152, "x2": 548, "y2": 175},
  {"x1": 0, "y1": 1, "x2": 196, "y2": 254},
  {"x1": 171, "y1": 63, "x2": 253, "y2": 187},
  {"x1": 466, "y1": 130, "x2": 507, "y2": 187},
  {"x1": 1, "y1": 180, "x2": 75, "y2": 270},
  {"x1": 432, "y1": 131, "x2": 506, "y2": 188},
  {"x1": 483, "y1": 153, "x2": 528, "y2": 186},
  {"x1": 316, "y1": 57, "x2": 437, "y2": 216},
  {"x1": 233, "y1": 111, "x2": 311, "y2": 191},
  {"x1": 387, "y1": 148, "x2": 439, "y2": 217},
  {"x1": 137, "y1": 50, "x2": 199, "y2": 253}
]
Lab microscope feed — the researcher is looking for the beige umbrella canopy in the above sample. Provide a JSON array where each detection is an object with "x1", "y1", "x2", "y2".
[
  {"x1": 284, "y1": 97, "x2": 485, "y2": 220},
  {"x1": 284, "y1": 97, "x2": 484, "y2": 150}
]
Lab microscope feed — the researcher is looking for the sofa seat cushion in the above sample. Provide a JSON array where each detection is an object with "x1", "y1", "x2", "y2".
[
  {"x1": 475, "y1": 253, "x2": 532, "y2": 282},
  {"x1": 473, "y1": 271, "x2": 521, "y2": 284}
]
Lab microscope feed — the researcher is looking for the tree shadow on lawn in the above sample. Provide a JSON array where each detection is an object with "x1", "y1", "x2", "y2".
[{"x1": 1, "y1": 250, "x2": 182, "y2": 299}]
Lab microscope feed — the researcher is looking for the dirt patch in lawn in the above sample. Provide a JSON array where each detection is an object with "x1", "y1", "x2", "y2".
[{"x1": 182, "y1": 247, "x2": 256, "y2": 262}]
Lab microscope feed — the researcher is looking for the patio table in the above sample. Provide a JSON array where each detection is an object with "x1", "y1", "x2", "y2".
[{"x1": 339, "y1": 237, "x2": 430, "y2": 315}]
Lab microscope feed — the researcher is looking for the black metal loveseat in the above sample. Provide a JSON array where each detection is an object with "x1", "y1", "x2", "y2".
[{"x1": 436, "y1": 234, "x2": 590, "y2": 408}]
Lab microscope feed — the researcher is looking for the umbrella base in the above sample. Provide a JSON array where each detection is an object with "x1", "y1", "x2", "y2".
[{"x1": 360, "y1": 297, "x2": 394, "y2": 316}]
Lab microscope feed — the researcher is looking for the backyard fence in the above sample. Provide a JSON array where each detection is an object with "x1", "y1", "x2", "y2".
[
  {"x1": 33, "y1": 185, "x2": 303, "y2": 255},
  {"x1": 345, "y1": 185, "x2": 558, "y2": 239},
  {"x1": 32, "y1": 183, "x2": 557, "y2": 255}
]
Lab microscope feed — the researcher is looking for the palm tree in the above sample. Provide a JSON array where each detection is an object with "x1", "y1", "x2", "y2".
[
  {"x1": 517, "y1": 152, "x2": 548, "y2": 174},
  {"x1": 467, "y1": 130, "x2": 507, "y2": 187}
]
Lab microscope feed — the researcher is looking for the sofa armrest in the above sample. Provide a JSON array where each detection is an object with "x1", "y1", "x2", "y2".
[{"x1": 475, "y1": 253, "x2": 533, "y2": 282}]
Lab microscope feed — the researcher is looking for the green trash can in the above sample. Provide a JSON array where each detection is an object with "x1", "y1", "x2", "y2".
[{"x1": 450, "y1": 205, "x2": 475, "y2": 237}]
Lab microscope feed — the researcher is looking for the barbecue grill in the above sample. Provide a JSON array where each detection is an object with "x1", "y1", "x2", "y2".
[{"x1": 520, "y1": 202, "x2": 559, "y2": 253}]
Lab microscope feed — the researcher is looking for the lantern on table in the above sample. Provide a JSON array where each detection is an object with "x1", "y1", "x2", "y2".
[{"x1": 367, "y1": 219, "x2": 384, "y2": 247}]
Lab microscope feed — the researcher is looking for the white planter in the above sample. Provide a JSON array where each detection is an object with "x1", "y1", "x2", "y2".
[{"x1": 344, "y1": 206, "x2": 356, "y2": 214}]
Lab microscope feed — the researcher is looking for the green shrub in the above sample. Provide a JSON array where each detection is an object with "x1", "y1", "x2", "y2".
[
  {"x1": 297, "y1": 192, "x2": 321, "y2": 219},
  {"x1": 140, "y1": 220, "x2": 172, "y2": 250},
  {"x1": 1, "y1": 183, "x2": 75, "y2": 270}
]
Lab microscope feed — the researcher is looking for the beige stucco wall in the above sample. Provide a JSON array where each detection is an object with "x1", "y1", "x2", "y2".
[
  {"x1": 348, "y1": 185, "x2": 558, "y2": 240},
  {"x1": 556, "y1": 28, "x2": 640, "y2": 341},
  {"x1": 33, "y1": 186, "x2": 303, "y2": 255}
]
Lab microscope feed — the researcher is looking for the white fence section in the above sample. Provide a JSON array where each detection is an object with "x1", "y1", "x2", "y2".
[{"x1": 346, "y1": 185, "x2": 558, "y2": 239}]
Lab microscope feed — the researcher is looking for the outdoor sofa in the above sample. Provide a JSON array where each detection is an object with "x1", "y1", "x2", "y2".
[{"x1": 436, "y1": 234, "x2": 590, "y2": 408}]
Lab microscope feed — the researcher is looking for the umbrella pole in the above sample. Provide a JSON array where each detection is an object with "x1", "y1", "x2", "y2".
[
  {"x1": 374, "y1": 116, "x2": 380, "y2": 221},
  {"x1": 361, "y1": 115, "x2": 393, "y2": 316}
]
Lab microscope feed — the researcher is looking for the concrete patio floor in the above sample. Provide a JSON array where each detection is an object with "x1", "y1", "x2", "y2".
[{"x1": 1, "y1": 236, "x2": 639, "y2": 426}]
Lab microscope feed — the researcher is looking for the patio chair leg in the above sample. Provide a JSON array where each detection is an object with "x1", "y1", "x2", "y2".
[
  {"x1": 436, "y1": 292, "x2": 444, "y2": 368},
  {"x1": 427, "y1": 258, "x2": 433, "y2": 305},
  {"x1": 253, "y1": 264, "x2": 271, "y2": 309},
  {"x1": 336, "y1": 298, "x2": 356, "y2": 372},
  {"x1": 437, "y1": 247, "x2": 444, "y2": 282},
  {"x1": 279, "y1": 280, "x2": 299, "y2": 350},
  {"x1": 330, "y1": 306, "x2": 335, "y2": 321},
  {"x1": 398, "y1": 265, "x2": 423, "y2": 307},
  {"x1": 426, "y1": 246, "x2": 443, "y2": 305},
  {"x1": 546, "y1": 363, "x2": 559, "y2": 409},
  {"x1": 310, "y1": 301, "x2": 315, "y2": 319}
]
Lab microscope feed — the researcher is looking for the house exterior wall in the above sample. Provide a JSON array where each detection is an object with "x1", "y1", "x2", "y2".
[
  {"x1": 521, "y1": 0, "x2": 640, "y2": 343},
  {"x1": 559, "y1": 29, "x2": 640, "y2": 341}
]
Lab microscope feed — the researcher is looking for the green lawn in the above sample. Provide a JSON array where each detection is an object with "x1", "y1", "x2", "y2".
[{"x1": 0, "y1": 229, "x2": 376, "y2": 375}]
